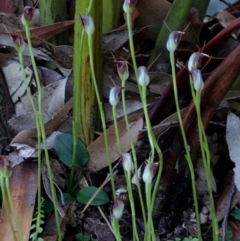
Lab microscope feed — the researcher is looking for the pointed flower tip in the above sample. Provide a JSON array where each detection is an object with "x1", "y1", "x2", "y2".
[
  {"x1": 121, "y1": 153, "x2": 133, "y2": 172},
  {"x1": 138, "y1": 66, "x2": 150, "y2": 87},
  {"x1": 11, "y1": 34, "x2": 25, "y2": 53},
  {"x1": 21, "y1": 6, "x2": 34, "y2": 26},
  {"x1": 80, "y1": 15, "x2": 95, "y2": 35},
  {"x1": 166, "y1": 31, "x2": 184, "y2": 52},
  {"x1": 109, "y1": 86, "x2": 122, "y2": 106},
  {"x1": 123, "y1": 0, "x2": 138, "y2": 13},
  {"x1": 115, "y1": 61, "x2": 129, "y2": 82},
  {"x1": 142, "y1": 162, "x2": 158, "y2": 184},
  {"x1": 188, "y1": 52, "x2": 209, "y2": 72}
]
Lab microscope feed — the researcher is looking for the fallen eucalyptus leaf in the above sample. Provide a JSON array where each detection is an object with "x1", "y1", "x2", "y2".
[{"x1": 226, "y1": 111, "x2": 240, "y2": 191}]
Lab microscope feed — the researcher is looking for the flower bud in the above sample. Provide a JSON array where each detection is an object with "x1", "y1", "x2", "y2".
[
  {"x1": 116, "y1": 61, "x2": 129, "y2": 82},
  {"x1": 11, "y1": 34, "x2": 25, "y2": 53},
  {"x1": 0, "y1": 155, "x2": 12, "y2": 179},
  {"x1": 166, "y1": 31, "x2": 184, "y2": 52},
  {"x1": 21, "y1": 6, "x2": 34, "y2": 26},
  {"x1": 112, "y1": 198, "x2": 125, "y2": 220},
  {"x1": 138, "y1": 66, "x2": 150, "y2": 87},
  {"x1": 191, "y1": 69, "x2": 204, "y2": 91},
  {"x1": 121, "y1": 153, "x2": 134, "y2": 172},
  {"x1": 123, "y1": 0, "x2": 138, "y2": 14},
  {"x1": 142, "y1": 162, "x2": 158, "y2": 184},
  {"x1": 80, "y1": 15, "x2": 95, "y2": 35},
  {"x1": 188, "y1": 52, "x2": 209, "y2": 72},
  {"x1": 109, "y1": 86, "x2": 122, "y2": 106}
]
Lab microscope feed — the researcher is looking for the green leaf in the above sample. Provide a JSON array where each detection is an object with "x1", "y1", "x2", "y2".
[
  {"x1": 230, "y1": 207, "x2": 240, "y2": 220},
  {"x1": 54, "y1": 133, "x2": 89, "y2": 167},
  {"x1": 30, "y1": 224, "x2": 36, "y2": 229},
  {"x1": 76, "y1": 186, "x2": 109, "y2": 206},
  {"x1": 37, "y1": 227, "x2": 43, "y2": 233},
  {"x1": 76, "y1": 232, "x2": 91, "y2": 241}
]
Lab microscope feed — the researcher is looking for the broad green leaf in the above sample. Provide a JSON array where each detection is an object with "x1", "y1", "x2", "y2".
[
  {"x1": 54, "y1": 133, "x2": 89, "y2": 167},
  {"x1": 230, "y1": 207, "x2": 240, "y2": 220},
  {"x1": 77, "y1": 186, "x2": 109, "y2": 206}
]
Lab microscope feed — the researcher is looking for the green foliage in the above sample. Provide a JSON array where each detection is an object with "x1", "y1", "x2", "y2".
[
  {"x1": 76, "y1": 232, "x2": 97, "y2": 241},
  {"x1": 30, "y1": 197, "x2": 45, "y2": 241},
  {"x1": 76, "y1": 186, "x2": 109, "y2": 206},
  {"x1": 230, "y1": 207, "x2": 240, "y2": 220},
  {"x1": 168, "y1": 237, "x2": 198, "y2": 241},
  {"x1": 54, "y1": 133, "x2": 89, "y2": 167}
]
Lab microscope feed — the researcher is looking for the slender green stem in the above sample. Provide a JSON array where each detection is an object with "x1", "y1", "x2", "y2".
[
  {"x1": 141, "y1": 87, "x2": 155, "y2": 162},
  {"x1": 5, "y1": 178, "x2": 24, "y2": 241},
  {"x1": 125, "y1": 171, "x2": 139, "y2": 241},
  {"x1": 19, "y1": 48, "x2": 44, "y2": 241},
  {"x1": 144, "y1": 182, "x2": 155, "y2": 241},
  {"x1": 87, "y1": 34, "x2": 116, "y2": 197},
  {"x1": 126, "y1": 9, "x2": 163, "y2": 230},
  {"x1": 19, "y1": 47, "x2": 47, "y2": 241},
  {"x1": 0, "y1": 177, "x2": 18, "y2": 241},
  {"x1": 126, "y1": 12, "x2": 139, "y2": 85},
  {"x1": 24, "y1": 24, "x2": 61, "y2": 240},
  {"x1": 169, "y1": 51, "x2": 202, "y2": 240},
  {"x1": 121, "y1": 82, "x2": 147, "y2": 227},
  {"x1": 111, "y1": 219, "x2": 122, "y2": 241},
  {"x1": 140, "y1": 83, "x2": 163, "y2": 230},
  {"x1": 193, "y1": 86, "x2": 218, "y2": 241},
  {"x1": 112, "y1": 105, "x2": 122, "y2": 153},
  {"x1": 112, "y1": 100, "x2": 139, "y2": 240}
]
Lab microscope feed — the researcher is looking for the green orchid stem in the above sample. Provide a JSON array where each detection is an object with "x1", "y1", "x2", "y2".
[
  {"x1": 111, "y1": 219, "x2": 122, "y2": 241},
  {"x1": 169, "y1": 51, "x2": 202, "y2": 240},
  {"x1": 121, "y1": 83, "x2": 147, "y2": 227},
  {"x1": 19, "y1": 51, "x2": 44, "y2": 241},
  {"x1": 126, "y1": 10, "x2": 163, "y2": 231},
  {"x1": 125, "y1": 11, "x2": 147, "y2": 225},
  {"x1": 126, "y1": 170, "x2": 139, "y2": 241},
  {"x1": 144, "y1": 182, "x2": 155, "y2": 241},
  {"x1": 141, "y1": 85, "x2": 163, "y2": 228},
  {"x1": 112, "y1": 102, "x2": 139, "y2": 241},
  {"x1": 112, "y1": 105, "x2": 122, "y2": 153},
  {"x1": 24, "y1": 23, "x2": 61, "y2": 240},
  {"x1": 5, "y1": 178, "x2": 24, "y2": 241},
  {"x1": 141, "y1": 87, "x2": 155, "y2": 162},
  {"x1": 125, "y1": 11, "x2": 142, "y2": 99},
  {"x1": 87, "y1": 34, "x2": 116, "y2": 197},
  {"x1": 190, "y1": 79, "x2": 218, "y2": 241},
  {"x1": 0, "y1": 177, "x2": 19, "y2": 241}
]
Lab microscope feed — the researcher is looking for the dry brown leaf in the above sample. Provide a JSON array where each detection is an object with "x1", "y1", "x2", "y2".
[
  {"x1": 9, "y1": 78, "x2": 68, "y2": 133},
  {"x1": 2, "y1": 61, "x2": 32, "y2": 103},
  {"x1": 152, "y1": 108, "x2": 188, "y2": 137},
  {"x1": 15, "y1": 20, "x2": 74, "y2": 46},
  {"x1": 217, "y1": 171, "x2": 240, "y2": 221},
  {"x1": 10, "y1": 97, "x2": 73, "y2": 147},
  {"x1": 104, "y1": 100, "x2": 142, "y2": 123},
  {"x1": 0, "y1": 161, "x2": 38, "y2": 241},
  {"x1": 216, "y1": 11, "x2": 238, "y2": 39},
  {"x1": 102, "y1": 28, "x2": 143, "y2": 53},
  {"x1": 87, "y1": 114, "x2": 143, "y2": 172}
]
